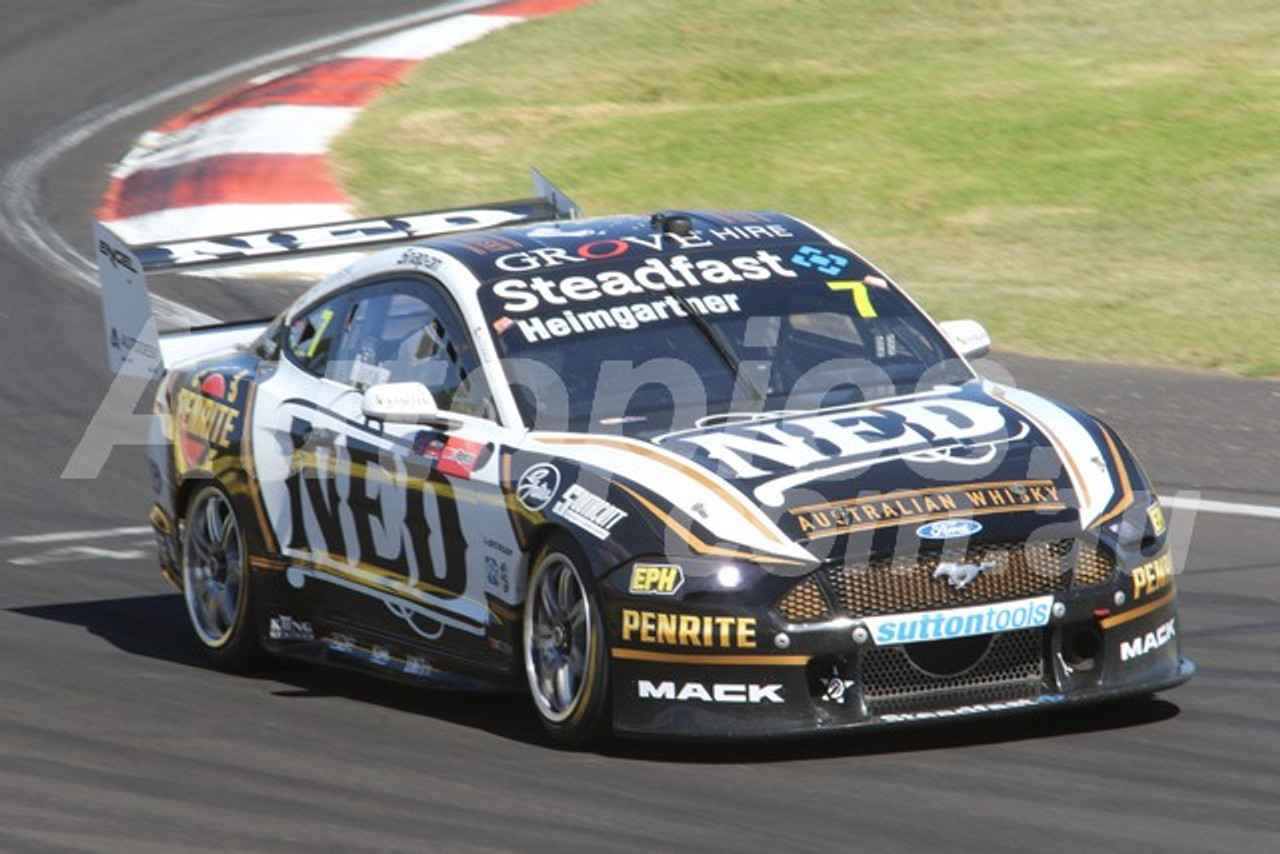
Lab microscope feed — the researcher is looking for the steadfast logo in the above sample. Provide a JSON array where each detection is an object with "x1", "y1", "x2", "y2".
[
  {"x1": 863, "y1": 596, "x2": 1054, "y2": 645},
  {"x1": 491, "y1": 249, "x2": 796, "y2": 314},
  {"x1": 637, "y1": 680, "x2": 784, "y2": 704},
  {"x1": 1120, "y1": 618, "x2": 1176, "y2": 662}
]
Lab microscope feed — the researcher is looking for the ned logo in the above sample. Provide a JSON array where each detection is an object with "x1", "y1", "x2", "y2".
[{"x1": 628, "y1": 563, "x2": 684, "y2": 595}]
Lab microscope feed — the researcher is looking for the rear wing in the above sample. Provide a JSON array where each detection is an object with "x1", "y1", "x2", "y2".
[{"x1": 97, "y1": 169, "x2": 580, "y2": 379}]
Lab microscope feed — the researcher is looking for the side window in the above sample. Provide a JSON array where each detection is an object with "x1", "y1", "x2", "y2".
[
  {"x1": 326, "y1": 280, "x2": 492, "y2": 418},
  {"x1": 285, "y1": 300, "x2": 343, "y2": 376}
]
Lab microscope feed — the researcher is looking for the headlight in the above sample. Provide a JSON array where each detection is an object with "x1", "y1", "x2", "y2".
[{"x1": 1103, "y1": 492, "x2": 1167, "y2": 565}]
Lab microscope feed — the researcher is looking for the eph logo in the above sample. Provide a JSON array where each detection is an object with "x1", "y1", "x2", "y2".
[{"x1": 628, "y1": 564, "x2": 685, "y2": 595}]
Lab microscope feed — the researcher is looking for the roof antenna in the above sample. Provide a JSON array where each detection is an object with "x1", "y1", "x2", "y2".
[{"x1": 650, "y1": 211, "x2": 693, "y2": 236}]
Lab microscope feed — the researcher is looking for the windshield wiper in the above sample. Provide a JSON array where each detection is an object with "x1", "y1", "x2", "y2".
[{"x1": 648, "y1": 213, "x2": 767, "y2": 402}]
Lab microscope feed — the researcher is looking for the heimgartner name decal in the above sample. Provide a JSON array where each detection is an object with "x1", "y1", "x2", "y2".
[{"x1": 790, "y1": 480, "x2": 1066, "y2": 539}]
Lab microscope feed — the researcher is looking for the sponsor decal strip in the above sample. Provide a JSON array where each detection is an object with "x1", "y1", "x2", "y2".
[
  {"x1": 612, "y1": 648, "x2": 810, "y2": 667},
  {"x1": 863, "y1": 595, "x2": 1055, "y2": 645},
  {"x1": 878, "y1": 696, "x2": 1064, "y2": 723},
  {"x1": 790, "y1": 480, "x2": 1065, "y2": 539},
  {"x1": 1098, "y1": 588, "x2": 1176, "y2": 629}
]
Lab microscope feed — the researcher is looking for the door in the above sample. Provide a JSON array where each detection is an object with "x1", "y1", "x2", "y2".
[{"x1": 251, "y1": 276, "x2": 523, "y2": 665}]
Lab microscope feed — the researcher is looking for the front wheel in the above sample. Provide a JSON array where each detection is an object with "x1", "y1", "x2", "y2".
[
  {"x1": 181, "y1": 482, "x2": 259, "y2": 670},
  {"x1": 522, "y1": 535, "x2": 610, "y2": 746}
]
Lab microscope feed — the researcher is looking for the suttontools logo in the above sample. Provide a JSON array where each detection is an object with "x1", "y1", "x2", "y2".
[{"x1": 863, "y1": 596, "x2": 1053, "y2": 645}]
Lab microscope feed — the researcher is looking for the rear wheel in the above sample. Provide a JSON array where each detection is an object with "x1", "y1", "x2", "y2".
[
  {"x1": 181, "y1": 482, "x2": 259, "y2": 670},
  {"x1": 523, "y1": 535, "x2": 610, "y2": 746}
]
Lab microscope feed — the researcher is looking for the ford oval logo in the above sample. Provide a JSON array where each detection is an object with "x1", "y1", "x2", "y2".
[{"x1": 917, "y1": 519, "x2": 983, "y2": 540}]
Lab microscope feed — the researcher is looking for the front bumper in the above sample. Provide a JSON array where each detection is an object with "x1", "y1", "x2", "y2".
[{"x1": 604, "y1": 563, "x2": 1193, "y2": 739}]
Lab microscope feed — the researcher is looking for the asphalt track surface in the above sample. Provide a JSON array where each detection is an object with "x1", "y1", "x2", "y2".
[{"x1": 1, "y1": 3, "x2": 1277, "y2": 852}]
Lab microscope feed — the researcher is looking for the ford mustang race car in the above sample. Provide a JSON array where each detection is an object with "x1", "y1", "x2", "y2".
[{"x1": 98, "y1": 172, "x2": 1192, "y2": 745}]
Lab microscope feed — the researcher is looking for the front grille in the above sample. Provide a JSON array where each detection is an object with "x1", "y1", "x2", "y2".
[
  {"x1": 860, "y1": 628, "x2": 1045, "y2": 716},
  {"x1": 777, "y1": 539, "x2": 1116, "y2": 623},
  {"x1": 778, "y1": 576, "x2": 831, "y2": 622},
  {"x1": 1074, "y1": 543, "x2": 1115, "y2": 587}
]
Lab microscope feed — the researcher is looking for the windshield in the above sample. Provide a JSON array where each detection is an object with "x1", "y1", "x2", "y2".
[{"x1": 479, "y1": 236, "x2": 972, "y2": 435}]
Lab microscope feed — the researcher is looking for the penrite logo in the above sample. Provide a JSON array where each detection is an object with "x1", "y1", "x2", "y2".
[
  {"x1": 637, "y1": 680, "x2": 784, "y2": 704},
  {"x1": 175, "y1": 372, "x2": 242, "y2": 472},
  {"x1": 620, "y1": 609, "x2": 757, "y2": 649},
  {"x1": 1130, "y1": 553, "x2": 1174, "y2": 601}
]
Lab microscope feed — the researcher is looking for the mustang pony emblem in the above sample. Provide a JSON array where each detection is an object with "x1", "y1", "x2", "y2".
[{"x1": 932, "y1": 561, "x2": 996, "y2": 591}]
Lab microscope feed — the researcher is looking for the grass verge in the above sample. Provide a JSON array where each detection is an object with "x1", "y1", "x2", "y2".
[{"x1": 334, "y1": 0, "x2": 1280, "y2": 376}]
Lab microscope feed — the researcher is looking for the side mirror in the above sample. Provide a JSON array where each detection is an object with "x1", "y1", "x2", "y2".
[
  {"x1": 939, "y1": 319, "x2": 992, "y2": 360},
  {"x1": 361, "y1": 382, "x2": 459, "y2": 428}
]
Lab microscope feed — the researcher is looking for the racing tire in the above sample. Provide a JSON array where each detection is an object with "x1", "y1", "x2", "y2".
[
  {"x1": 522, "y1": 534, "x2": 611, "y2": 746},
  {"x1": 180, "y1": 482, "x2": 260, "y2": 670}
]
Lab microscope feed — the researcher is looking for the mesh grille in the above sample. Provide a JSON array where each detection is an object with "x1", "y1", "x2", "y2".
[
  {"x1": 776, "y1": 539, "x2": 1117, "y2": 624},
  {"x1": 861, "y1": 628, "x2": 1045, "y2": 716},
  {"x1": 827, "y1": 540, "x2": 1073, "y2": 619},
  {"x1": 1074, "y1": 543, "x2": 1115, "y2": 587},
  {"x1": 777, "y1": 576, "x2": 832, "y2": 622}
]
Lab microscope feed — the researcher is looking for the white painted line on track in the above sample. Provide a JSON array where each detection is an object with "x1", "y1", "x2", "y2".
[
  {"x1": 2, "y1": 491, "x2": 1276, "y2": 559},
  {"x1": 0, "y1": 526, "x2": 152, "y2": 549},
  {"x1": 1161, "y1": 495, "x2": 1280, "y2": 521},
  {"x1": 10, "y1": 545, "x2": 150, "y2": 567},
  {"x1": 0, "y1": 0, "x2": 499, "y2": 326}
]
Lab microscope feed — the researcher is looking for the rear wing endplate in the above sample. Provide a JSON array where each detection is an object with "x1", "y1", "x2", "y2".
[{"x1": 97, "y1": 169, "x2": 580, "y2": 379}]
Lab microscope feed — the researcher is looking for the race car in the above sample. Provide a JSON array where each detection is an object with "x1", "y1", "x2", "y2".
[{"x1": 98, "y1": 172, "x2": 1193, "y2": 744}]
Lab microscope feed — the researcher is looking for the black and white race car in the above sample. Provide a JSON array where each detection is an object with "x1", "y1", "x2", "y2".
[{"x1": 98, "y1": 173, "x2": 1192, "y2": 744}]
